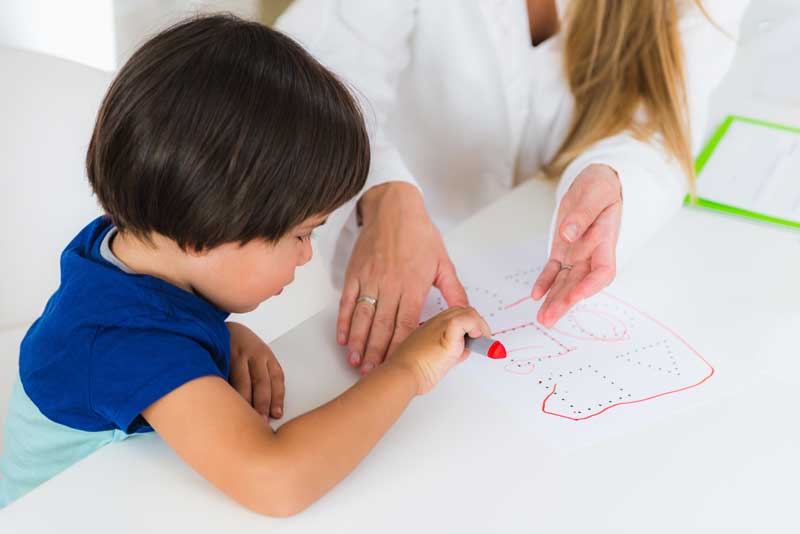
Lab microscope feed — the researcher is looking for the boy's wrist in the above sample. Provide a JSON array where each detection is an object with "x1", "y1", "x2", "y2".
[{"x1": 381, "y1": 360, "x2": 422, "y2": 398}]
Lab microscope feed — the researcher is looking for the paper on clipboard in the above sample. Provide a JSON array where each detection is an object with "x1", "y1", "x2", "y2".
[{"x1": 692, "y1": 116, "x2": 800, "y2": 228}]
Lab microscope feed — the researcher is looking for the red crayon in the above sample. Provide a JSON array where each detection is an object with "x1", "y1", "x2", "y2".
[{"x1": 464, "y1": 335, "x2": 507, "y2": 359}]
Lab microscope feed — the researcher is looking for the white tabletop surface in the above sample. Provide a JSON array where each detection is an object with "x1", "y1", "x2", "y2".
[
  {"x1": 3, "y1": 7, "x2": 800, "y2": 532},
  {"x1": 2, "y1": 171, "x2": 799, "y2": 532}
]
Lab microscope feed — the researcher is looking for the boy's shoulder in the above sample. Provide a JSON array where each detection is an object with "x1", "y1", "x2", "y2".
[
  {"x1": 55, "y1": 217, "x2": 221, "y2": 322},
  {"x1": 18, "y1": 217, "x2": 232, "y2": 434}
]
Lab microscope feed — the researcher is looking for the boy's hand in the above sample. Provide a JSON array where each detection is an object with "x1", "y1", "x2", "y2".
[
  {"x1": 226, "y1": 322, "x2": 285, "y2": 420},
  {"x1": 387, "y1": 307, "x2": 490, "y2": 395}
]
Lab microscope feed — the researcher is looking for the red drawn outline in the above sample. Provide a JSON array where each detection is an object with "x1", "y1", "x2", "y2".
[
  {"x1": 504, "y1": 294, "x2": 630, "y2": 342},
  {"x1": 507, "y1": 344, "x2": 544, "y2": 354},
  {"x1": 552, "y1": 308, "x2": 629, "y2": 342},
  {"x1": 492, "y1": 321, "x2": 575, "y2": 360},
  {"x1": 539, "y1": 292, "x2": 715, "y2": 421},
  {"x1": 505, "y1": 295, "x2": 531, "y2": 309},
  {"x1": 505, "y1": 359, "x2": 536, "y2": 375}
]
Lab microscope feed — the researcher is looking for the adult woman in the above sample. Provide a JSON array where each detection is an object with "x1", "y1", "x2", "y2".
[{"x1": 277, "y1": 0, "x2": 748, "y2": 374}]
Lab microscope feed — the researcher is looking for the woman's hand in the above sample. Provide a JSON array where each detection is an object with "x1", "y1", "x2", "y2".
[
  {"x1": 532, "y1": 164, "x2": 623, "y2": 327},
  {"x1": 227, "y1": 321, "x2": 285, "y2": 421},
  {"x1": 338, "y1": 182, "x2": 468, "y2": 375}
]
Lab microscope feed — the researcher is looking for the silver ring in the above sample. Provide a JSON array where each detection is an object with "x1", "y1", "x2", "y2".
[
  {"x1": 356, "y1": 295, "x2": 378, "y2": 307},
  {"x1": 560, "y1": 263, "x2": 574, "y2": 271}
]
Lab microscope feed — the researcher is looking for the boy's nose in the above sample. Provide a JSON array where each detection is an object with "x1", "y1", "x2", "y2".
[{"x1": 298, "y1": 241, "x2": 313, "y2": 266}]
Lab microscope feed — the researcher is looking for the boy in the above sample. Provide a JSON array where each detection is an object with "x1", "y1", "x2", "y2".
[{"x1": 0, "y1": 15, "x2": 489, "y2": 514}]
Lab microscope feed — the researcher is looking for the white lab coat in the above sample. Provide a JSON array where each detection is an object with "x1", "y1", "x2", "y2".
[{"x1": 276, "y1": 0, "x2": 748, "y2": 283}]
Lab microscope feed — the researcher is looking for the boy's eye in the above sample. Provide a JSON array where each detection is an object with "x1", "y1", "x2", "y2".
[{"x1": 297, "y1": 231, "x2": 314, "y2": 242}]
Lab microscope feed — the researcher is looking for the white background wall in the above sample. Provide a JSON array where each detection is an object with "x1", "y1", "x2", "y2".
[
  {"x1": 0, "y1": 0, "x2": 117, "y2": 70},
  {"x1": 0, "y1": 0, "x2": 261, "y2": 72}
]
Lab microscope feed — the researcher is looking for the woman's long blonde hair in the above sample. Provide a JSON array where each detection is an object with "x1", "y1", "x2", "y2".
[{"x1": 544, "y1": 0, "x2": 706, "y2": 195}]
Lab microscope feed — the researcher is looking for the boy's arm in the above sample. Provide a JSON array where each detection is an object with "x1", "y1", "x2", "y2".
[{"x1": 142, "y1": 363, "x2": 417, "y2": 517}]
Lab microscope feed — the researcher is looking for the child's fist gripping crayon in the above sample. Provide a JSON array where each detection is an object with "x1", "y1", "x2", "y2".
[{"x1": 389, "y1": 306, "x2": 491, "y2": 395}]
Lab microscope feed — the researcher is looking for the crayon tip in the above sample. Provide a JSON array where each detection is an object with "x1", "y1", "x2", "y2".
[{"x1": 487, "y1": 341, "x2": 507, "y2": 359}]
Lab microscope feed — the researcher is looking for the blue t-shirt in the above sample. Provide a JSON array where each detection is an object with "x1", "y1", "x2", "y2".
[{"x1": 0, "y1": 217, "x2": 231, "y2": 505}]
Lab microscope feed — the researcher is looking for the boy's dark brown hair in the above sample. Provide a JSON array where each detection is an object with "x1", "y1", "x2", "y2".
[{"x1": 87, "y1": 14, "x2": 369, "y2": 250}]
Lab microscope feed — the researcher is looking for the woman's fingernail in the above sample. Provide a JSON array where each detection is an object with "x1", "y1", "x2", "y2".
[
  {"x1": 337, "y1": 332, "x2": 346, "y2": 345},
  {"x1": 563, "y1": 223, "x2": 579, "y2": 242},
  {"x1": 274, "y1": 407, "x2": 282, "y2": 418},
  {"x1": 349, "y1": 351, "x2": 361, "y2": 366},
  {"x1": 360, "y1": 362, "x2": 374, "y2": 375},
  {"x1": 263, "y1": 415, "x2": 270, "y2": 424}
]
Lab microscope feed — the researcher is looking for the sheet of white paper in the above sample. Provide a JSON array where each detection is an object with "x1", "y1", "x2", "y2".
[
  {"x1": 697, "y1": 120, "x2": 800, "y2": 222},
  {"x1": 421, "y1": 240, "x2": 730, "y2": 450}
]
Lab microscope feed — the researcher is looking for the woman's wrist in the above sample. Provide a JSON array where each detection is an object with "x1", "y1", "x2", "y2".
[
  {"x1": 585, "y1": 163, "x2": 622, "y2": 202},
  {"x1": 357, "y1": 181, "x2": 425, "y2": 227}
]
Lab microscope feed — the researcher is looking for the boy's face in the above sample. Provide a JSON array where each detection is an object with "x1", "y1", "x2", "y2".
[{"x1": 191, "y1": 214, "x2": 328, "y2": 314}]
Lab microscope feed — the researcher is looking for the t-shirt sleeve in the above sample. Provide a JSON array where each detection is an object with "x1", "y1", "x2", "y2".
[{"x1": 89, "y1": 326, "x2": 225, "y2": 433}]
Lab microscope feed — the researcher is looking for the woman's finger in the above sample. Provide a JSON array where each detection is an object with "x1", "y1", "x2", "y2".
[
  {"x1": 386, "y1": 289, "x2": 427, "y2": 357},
  {"x1": 568, "y1": 241, "x2": 616, "y2": 303},
  {"x1": 360, "y1": 288, "x2": 401, "y2": 375},
  {"x1": 562, "y1": 204, "x2": 620, "y2": 304},
  {"x1": 336, "y1": 276, "x2": 360, "y2": 346},
  {"x1": 538, "y1": 262, "x2": 589, "y2": 327},
  {"x1": 568, "y1": 264, "x2": 614, "y2": 304},
  {"x1": 537, "y1": 268, "x2": 567, "y2": 326},
  {"x1": 346, "y1": 280, "x2": 380, "y2": 368},
  {"x1": 532, "y1": 258, "x2": 562, "y2": 301},
  {"x1": 435, "y1": 260, "x2": 468, "y2": 307},
  {"x1": 536, "y1": 222, "x2": 572, "y2": 301},
  {"x1": 549, "y1": 263, "x2": 590, "y2": 324}
]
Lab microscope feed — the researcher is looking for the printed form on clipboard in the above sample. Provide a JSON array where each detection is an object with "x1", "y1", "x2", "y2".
[{"x1": 690, "y1": 115, "x2": 800, "y2": 229}]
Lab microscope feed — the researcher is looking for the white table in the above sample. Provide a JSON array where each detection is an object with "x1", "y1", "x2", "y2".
[
  {"x1": 2, "y1": 175, "x2": 799, "y2": 533},
  {"x1": 4, "y1": 7, "x2": 800, "y2": 530}
]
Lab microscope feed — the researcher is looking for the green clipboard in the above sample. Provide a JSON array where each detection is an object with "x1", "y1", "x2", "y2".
[{"x1": 686, "y1": 115, "x2": 800, "y2": 229}]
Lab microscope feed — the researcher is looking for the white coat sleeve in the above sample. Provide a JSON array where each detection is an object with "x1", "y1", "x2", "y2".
[
  {"x1": 276, "y1": 0, "x2": 420, "y2": 283},
  {"x1": 548, "y1": 0, "x2": 750, "y2": 269}
]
